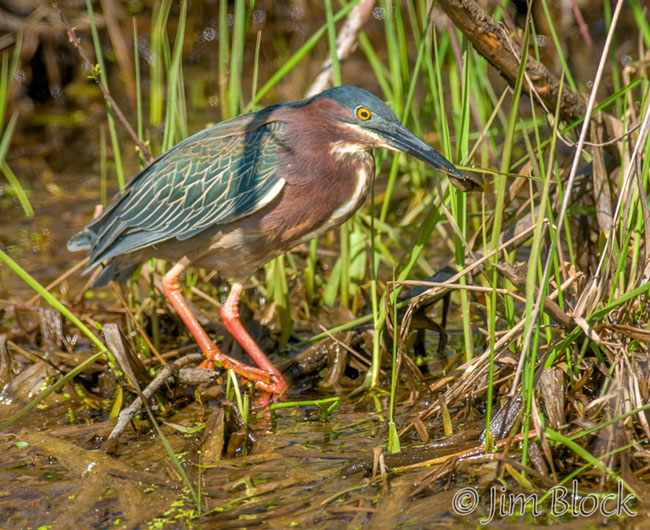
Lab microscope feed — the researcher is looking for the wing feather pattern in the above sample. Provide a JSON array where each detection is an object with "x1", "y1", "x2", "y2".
[{"x1": 75, "y1": 111, "x2": 287, "y2": 269}]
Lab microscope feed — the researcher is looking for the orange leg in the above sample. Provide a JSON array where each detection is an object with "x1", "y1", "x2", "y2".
[
  {"x1": 221, "y1": 282, "x2": 288, "y2": 396},
  {"x1": 161, "y1": 261, "x2": 283, "y2": 395}
]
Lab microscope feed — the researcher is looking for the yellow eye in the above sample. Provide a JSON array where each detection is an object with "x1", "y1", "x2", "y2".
[{"x1": 356, "y1": 107, "x2": 371, "y2": 120}]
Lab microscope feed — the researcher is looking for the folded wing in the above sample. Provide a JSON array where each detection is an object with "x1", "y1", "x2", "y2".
[{"x1": 69, "y1": 111, "x2": 287, "y2": 271}]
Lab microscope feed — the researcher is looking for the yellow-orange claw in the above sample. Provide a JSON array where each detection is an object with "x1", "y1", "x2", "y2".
[{"x1": 198, "y1": 359, "x2": 214, "y2": 370}]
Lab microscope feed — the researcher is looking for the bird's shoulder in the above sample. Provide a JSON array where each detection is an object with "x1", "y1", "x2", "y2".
[
  {"x1": 83, "y1": 110, "x2": 288, "y2": 230},
  {"x1": 136, "y1": 110, "x2": 287, "y2": 185}
]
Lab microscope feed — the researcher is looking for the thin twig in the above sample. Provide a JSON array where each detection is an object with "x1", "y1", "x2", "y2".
[
  {"x1": 52, "y1": 1, "x2": 153, "y2": 163},
  {"x1": 110, "y1": 283, "x2": 167, "y2": 365},
  {"x1": 394, "y1": 280, "x2": 527, "y2": 305},
  {"x1": 318, "y1": 324, "x2": 371, "y2": 366},
  {"x1": 509, "y1": 0, "x2": 625, "y2": 395},
  {"x1": 595, "y1": 85, "x2": 650, "y2": 280},
  {"x1": 26, "y1": 257, "x2": 88, "y2": 306},
  {"x1": 401, "y1": 222, "x2": 542, "y2": 329},
  {"x1": 106, "y1": 353, "x2": 207, "y2": 443}
]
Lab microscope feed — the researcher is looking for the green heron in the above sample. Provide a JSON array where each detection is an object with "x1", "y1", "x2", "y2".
[{"x1": 68, "y1": 86, "x2": 481, "y2": 397}]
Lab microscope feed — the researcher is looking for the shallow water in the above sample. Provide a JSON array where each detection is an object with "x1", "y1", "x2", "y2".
[{"x1": 1, "y1": 1, "x2": 647, "y2": 527}]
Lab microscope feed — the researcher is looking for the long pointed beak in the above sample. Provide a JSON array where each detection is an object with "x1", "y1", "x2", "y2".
[{"x1": 374, "y1": 122, "x2": 483, "y2": 192}]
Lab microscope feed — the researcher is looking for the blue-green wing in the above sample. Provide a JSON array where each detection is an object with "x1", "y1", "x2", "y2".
[{"x1": 80, "y1": 113, "x2": 286, "y2": 267}]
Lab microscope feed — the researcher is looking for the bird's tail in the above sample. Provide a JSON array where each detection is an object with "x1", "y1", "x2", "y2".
[
  {"x1": 92, "y1": 259, "x2": 139, "y2": 287},
  {"x1": 67, "y1": 229, "x2": 93, "y2": 252},
  {"x1": 67, "y1": 230, "x2": 139, "y2": 286}
]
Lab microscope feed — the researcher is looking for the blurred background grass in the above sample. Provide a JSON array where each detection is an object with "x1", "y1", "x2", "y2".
[{"x1": 1, "y1": 0, "x2": 650, "y2": 505}]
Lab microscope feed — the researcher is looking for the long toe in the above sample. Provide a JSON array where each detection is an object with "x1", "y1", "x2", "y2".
[{"x1": 198, "y1": 354, "x2": 286, "y2": 396}]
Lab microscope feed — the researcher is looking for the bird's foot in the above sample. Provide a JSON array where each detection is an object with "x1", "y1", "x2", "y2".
[{"x1": 198, "y1": 354, "x2": 287, "y2": 397}]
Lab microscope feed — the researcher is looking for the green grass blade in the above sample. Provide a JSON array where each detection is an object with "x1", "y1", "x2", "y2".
[
  {"x1": 246, "y1": 0, "x2": 359, "y2": 110},
  {"x1": 228, "y1": 0, "x2": 246, "y2": 117},
  {"x1": 1, "y1": 161, "x2": 33, "y2": 217},
  {"x1": 0, "y1": 113, "x2": 32, "y2": 217},
  {"x1": 85, "y1": 0, "x2": 124, "y2": 188}
]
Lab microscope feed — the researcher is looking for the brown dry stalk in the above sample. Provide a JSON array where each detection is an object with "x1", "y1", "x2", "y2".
[
  {"x1": 437, "y1": 0, "x2": 587, "y2": 123},
  {"x1": 306, "y1": 0, "x2": 376, "y2": 97},
  {"x1": 52, "y1": 1, "x2": 152, "y2": 163}
]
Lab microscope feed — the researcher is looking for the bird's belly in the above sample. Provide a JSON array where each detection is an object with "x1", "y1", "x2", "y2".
[{"x1": 189, "y1": 227, "x2": 282, "y2": 279}]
